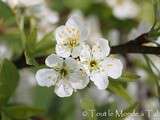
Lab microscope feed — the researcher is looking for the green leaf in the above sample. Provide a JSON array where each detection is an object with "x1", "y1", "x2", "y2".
[
  {"x1": 24, "y1": 27, "x2": 38, "y2": 66},
  {"x1": 22, "y1": 18, "x2": 39, "y2": 66},
  {"x1": 0, "y1": 1, "x2": 15, "y2": 23},
  {"x1": 24, "y1": 51, "x2": 38, "y2": 66},
  {"x1": 26, "y1": 27, "x2": 37, "y2": 49},
  {"x1": 0, "y1": 59, "x2": 19, "y2": 107},
  {"x1": 0, "y1": 32, "x2": 23, "y2": 57},
  {"x1": 34, "y1": 32, "x2": 55, "y2": 57},
  {"x1": 24, "y1": 31, "x2": 54, "y2": 65},
  {"x1": 118, "y1": 72, "x2": 140, "y2": 82},
  {"x1": 1, "y1": 112, "x2": 11, "y2": 120},
  {"x1": 108, "y1": 80, "x2": 133, "y2": 104},
  {"x1": 80, "y1": 96, "x2": 97, "y2": 120},
  {"x1": 2, "y1": 105, "x2": 43, "y2": 120},
  {"x1": 64, "y1": 0, "x2": 92, "y2": 10}
]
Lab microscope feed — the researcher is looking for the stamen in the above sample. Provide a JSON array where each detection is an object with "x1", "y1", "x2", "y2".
[
  {"x1": 66, "y1": 27, "x2": 80, "y2": 48},
  {"x1": 90, "y1": 60, "x2": 98, "y2": 69},
  {"x1": 60, "y1": 68, "x2": 68, "y2": 77}
]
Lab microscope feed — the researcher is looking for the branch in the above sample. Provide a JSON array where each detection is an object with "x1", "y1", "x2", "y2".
[
  {"x1": 111, "y1": 33, "x2": 160, "y2": 54},
  {"x1": 111, "y1": 45, "x2": 160, "y2": 54},
  {"x1": 13, "y1": 33, "x2": 160, "y2": 68}
]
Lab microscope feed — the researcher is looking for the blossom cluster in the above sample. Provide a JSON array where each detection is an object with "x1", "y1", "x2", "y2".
[
  {"x1": 105, "y1": 0, "x2": 139, "y2": 19},
  {"x1": 36, "y1": 15, "x2": 123, "y2": 97},
  {"x1": 2, "y1": 0, "x2": 59, "y2": 40}
]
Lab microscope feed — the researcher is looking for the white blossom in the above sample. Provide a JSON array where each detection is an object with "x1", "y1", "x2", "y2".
[
  {"x1": 55, "y1": 15, "x2": 88, "y2": 58},
  {"x1": 69, "y1": 10, "x2": 102, "y2": 45},
  {"x1": 86, "y1": 15, "x2": 102, "y2": 45},
  {"x1": 128, "y1": 21, "x2": 152, "y2": 40},
  {"x1": 156, "y1": 37, "x2": 160, "y2": 44},
  {"x1": 36, "y1": 54, "x2": 89, "y2": 97},
  {"x1": 80, "y1": 38, "x2": 123, "y2": 89},
  {"x1": 88, "y1": 86, "x2": 111, "y2": 106},
  {"x1": 2, "y1": 0, "x2": 44, "y2": 8},
  {"x1": 107, "y1": 29, "x2": 120, "y2": 46},
  {"x1": 106, "y1": 0, "x2": 139, "y2": 20},
  {"x1": 3, "y1": 0, "x2": 59, "y2": 40},
  {"x1": 34, "y1": 5, "x2": 59, "y2": 39},
  {"x1": 35, "y1": 10, "x2": 123, "y2": 97},
  {"x1": 13, "y1": 69, "x2": 36, "y2": 105},
  {"x1": 0, "y1": 42, "x2": 12, "y2": 60}
]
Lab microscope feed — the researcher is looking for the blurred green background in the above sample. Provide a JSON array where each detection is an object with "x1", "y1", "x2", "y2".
[{"x1": 0, "y1": 0, "x2": 160, "y2": 120}]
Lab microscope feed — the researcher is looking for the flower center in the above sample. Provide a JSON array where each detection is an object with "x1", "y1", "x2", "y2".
[
  {"x1": 68, "y1": 38, "x2": 78, "y2": 48},
  {"x1": 90, "y1": 60, "x2": 98, "y2": 69},
  {"x1": 60, "y1": 68, "x2": 68, "y2": 77},
  {"x1": 66, "y1": 27, "x2": 80, "y2": 48}
]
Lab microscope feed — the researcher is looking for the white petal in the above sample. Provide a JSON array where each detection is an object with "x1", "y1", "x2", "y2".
[
  {"x1": 56, "y1": 44, "x2": 71, "y2": 58},
  {"x1": 92, "y1": 45, "x2": 104, "y2": 60},
  {"x1": 128, "y1": 21, "x2": 152, "y2": 40},
  {"x1": 19, "y1": 0, "x2": 44, "y2": 7},
  {"x1": 65, "y1": 57, "x2": 80, "y2": 71},
  {"x1": 45, "y1": 54, "x2": 63, "y2": 68},
  {"x1": 113, "y1": 1, "x2": 139, "y2": 19},
  {"x1": 36, "y1": 68, "x2": 58, "y2": 87},
  {"x1": 54, "y1": 80, "x2": 73, "y2": 97},
  {"x1": 102, "y1": 57, "x2": 123, "y2": 79},
  {"x1": 69, "y1": 70, "x2": 89, "y2": 89},
  {"x1": 80, "y1": 63, "x2": 90, "y2": 75},
  {"x1": 92, "y1": 38, "x2": 110, "y2": 60},
  {"x1": 43, "y1": 9, "x2": 59, "y2": 24},
  {"x1": 80, "y1": 44, "x2": 91, "y2": 62},
  {"x1": 98, "y1": 38, "x2": 110, "y2": 56},
  {"x1": 71, "y1": 45, "x2": 81, "y2": 58},
  {"x1": 66, "y1": 15, "x2": 83, "y2": 30},
  {"x1": 66, "y1": 16, "x2": 88, "y2": 41},
  {"x1": 90, "y1": 71, "x2": 109, "y2": 90},
  {"x1": 55, "y1": 26, "x2": 68, "y2": 44}
]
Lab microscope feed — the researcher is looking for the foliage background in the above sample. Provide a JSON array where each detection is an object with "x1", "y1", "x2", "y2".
[{"x1": 0, "y1": 0, "x2": 160, "y2": 120}]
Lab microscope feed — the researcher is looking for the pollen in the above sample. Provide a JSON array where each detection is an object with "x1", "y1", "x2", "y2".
[
  {"x1": 90, "y1": 60, "x2": 98, "y2": 69},
  {"x1": 68, "y1": 38, "x2": 78, "y2": 48},
  {"x1": 66, "y1": 27, "x2": 80, "y2": 48},
  {"x1": 60, "y1": 68, "x2": 68, "y2": 77}
]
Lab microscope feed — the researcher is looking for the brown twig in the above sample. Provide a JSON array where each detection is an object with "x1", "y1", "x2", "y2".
[
  {"x1": 111, "y1": 33, "x2": 160, "y2": 54},
  {"x1": 13, "y1": 33, "x2": 160, "y2": 68},
  {"x1": 111, "y1": 45, "x2": 160, "y2": 54}
]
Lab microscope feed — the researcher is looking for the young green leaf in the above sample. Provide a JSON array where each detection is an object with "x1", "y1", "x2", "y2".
[
  {"x1": 0, "y1": 1, "x2": 15, "y2": 23},
  {"x1": 26, "y1": 27, "x2": 37, "y2": 49},
  {"x1": 34, "y1": 32, "x2": 55, "y2": 57},
  {"x1": 1, "y1": 112, "x2": 11, "y2": 120},
  {"x1": 0, "y1": 59, "x2": 19, "y2": 107},
  {"x1": 24, "y1": 32, "x2": 54, "y2": 66},
  {"x1": 24, "y1": 51, "x2": 38, "y2": 66},
  {"x1": 118, "y1": 72, "x2": 140, "y2": 82},
  {"x1": 2, "y1": 105, "x2": 43, "y2": 120},
  {"x1": 23, "y1": 19, "x2": 39, "y2": 66},
  {"x1": 108, "y1": 80, "x2": 133, "y2": 104}
]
